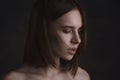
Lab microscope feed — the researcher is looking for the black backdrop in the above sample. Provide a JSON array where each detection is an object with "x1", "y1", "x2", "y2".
[{"x1": 0, "y1": 0, "x2": 120, "y2": 80}]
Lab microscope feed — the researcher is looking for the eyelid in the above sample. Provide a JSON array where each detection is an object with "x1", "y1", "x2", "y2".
[
  {"x1": 78, "y1": 27, "x2": 84, "y2": 33},
  {"x1": 61, "y1": 26, "x2": 83, "y2": 33},
  {"x1": 62, "y1": 28, "x2": 72, "y2": 33},
  {"x1": 78, "y1": 29, "x2": 81, "y2": 32}
]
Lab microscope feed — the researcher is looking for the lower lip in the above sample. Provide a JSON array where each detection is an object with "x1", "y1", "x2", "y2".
[{"x1": 68, "y1": 50, "x2": 76, "y2": 55}]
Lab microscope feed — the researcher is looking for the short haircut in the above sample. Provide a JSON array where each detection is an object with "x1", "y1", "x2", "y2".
[{"x1": 23, "y1": 0, "x2": 87, "y2": 77}]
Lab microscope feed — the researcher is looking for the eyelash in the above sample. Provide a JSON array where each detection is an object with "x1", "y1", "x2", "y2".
[
  {"x1": 78, "y1": 29, "x2": 82, "y2": 33},
  {"x1": 79, "y1": 27, "x2": 84, "y2": 32},
  {"x1": 63, "y1": 29, "x2": 72, "y2": 33},
  {"x1": 62, "y1": 28, "x2": 83, "y2": 34}
]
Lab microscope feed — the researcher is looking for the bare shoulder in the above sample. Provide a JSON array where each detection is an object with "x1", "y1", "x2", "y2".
[
  {"x1": 2, "y1": 65, "x2": 45, "y2": 80},
  {"x1": 74, "y1": 67, "x2": 90, "y2": 80},
  {"x1": 2, "y1": 71, "x2": 26, "y2": 80}
]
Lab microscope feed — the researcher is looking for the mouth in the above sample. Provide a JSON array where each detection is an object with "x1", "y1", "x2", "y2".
[{"x1": 67, "y1": 48, "x2": 77, "y2": 55}]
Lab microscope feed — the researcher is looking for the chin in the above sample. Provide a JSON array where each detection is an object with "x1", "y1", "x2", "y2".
[{"x1": 62, "y1": 55, "x2": 74, "y2": 61}]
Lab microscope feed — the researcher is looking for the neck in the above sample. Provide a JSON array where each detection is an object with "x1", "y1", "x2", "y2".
[
  {"x1": 51, "y1": 54, "x2": 61, "y2": 69},
  {"x1": 47, "y1": 57, "x2": 61, "y2": 75},
  {"x1": 54, "y1": 57, "x2": 60, "y2": 68},
  {"x1": 46, "y1": 66, "x2": 60, "y2": 78}
]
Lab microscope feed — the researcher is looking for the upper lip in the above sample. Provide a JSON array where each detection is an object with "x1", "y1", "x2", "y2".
[{"x1": 68, "y1": 48, "x2": 77, "y2": 51}]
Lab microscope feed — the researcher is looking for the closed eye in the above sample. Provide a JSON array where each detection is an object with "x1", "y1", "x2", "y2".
[
  {"x1": 78, "y1": 27, "x2": 84, "y2": 33},
  {"x1": 63, "y1": 28, "x2": 72, "y2": 33}
]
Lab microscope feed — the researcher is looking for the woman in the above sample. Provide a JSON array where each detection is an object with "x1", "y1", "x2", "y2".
[{"x1": 3, "y1": 0, "x2": 90, "y2": 80}]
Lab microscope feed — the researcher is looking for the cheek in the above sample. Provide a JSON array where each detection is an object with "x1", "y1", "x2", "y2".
[
  {"x1": 49, "y1": 28, "x2": 72, "y2": 50},
  {"x1": 57, "y1": 33, "x2": 71, "y2": 48},
  {"x1": 51, "y1": 34, "x2": 70, "y2": 49}
]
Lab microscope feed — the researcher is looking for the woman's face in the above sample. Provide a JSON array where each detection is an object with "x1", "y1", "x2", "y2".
[{"x1": 49, "y1": 8, "x2": 83, "y2": 61}]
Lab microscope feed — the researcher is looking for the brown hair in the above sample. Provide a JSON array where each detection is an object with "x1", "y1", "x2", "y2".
[{"x1": 23, "y1": 0, "x2": 87, "y2": 77}]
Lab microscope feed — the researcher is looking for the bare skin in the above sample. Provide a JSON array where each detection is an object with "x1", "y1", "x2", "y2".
[
  {"x1": 3, "y1": 65, "x2": 90, "y2": 80},
  {"x1": 3, "y1": 8, "x2": 90, "y2": 80}
]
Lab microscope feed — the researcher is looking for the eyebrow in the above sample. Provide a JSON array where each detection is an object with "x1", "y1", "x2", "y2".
[
  {"x1": 61, "y1": 25, "x2": 83, "y2": 30},
  {"x1": 54, "y1": 21, "x2": 83, "y2": 29}
]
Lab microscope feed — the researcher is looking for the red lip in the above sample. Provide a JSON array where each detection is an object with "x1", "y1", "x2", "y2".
[{"x1": 68, "y1": 48, "x2": 77, "y2": 55}]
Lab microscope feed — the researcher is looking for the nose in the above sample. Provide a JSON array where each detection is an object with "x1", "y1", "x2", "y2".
[{"x1": 71, "y1": 32, "x2": 81, "y2": 45}]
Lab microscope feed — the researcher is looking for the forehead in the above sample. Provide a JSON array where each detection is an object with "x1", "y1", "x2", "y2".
[{"x1": 52, "y1": 8, "x2": 83, "y2": 29}]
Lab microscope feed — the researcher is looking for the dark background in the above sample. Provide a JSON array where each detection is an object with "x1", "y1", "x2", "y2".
[{"x1": 0, "y1": 0, "x2": 120, "y2": 80}]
